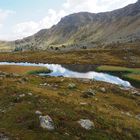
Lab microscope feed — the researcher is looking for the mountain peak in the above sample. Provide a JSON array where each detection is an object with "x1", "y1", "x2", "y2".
[{"x1": 5, "y1": 1, "x2": 140, "y2": 51}]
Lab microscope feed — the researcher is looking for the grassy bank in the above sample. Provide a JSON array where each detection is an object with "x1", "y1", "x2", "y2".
[
  {"x1": 27, "y1": 69, "x2": 51, "y2": 75},
  {"x1": 96, "y1": 65, "x2": 140, "y2": 87},
  {"x1": 0, "y1": 47, "x2": 139, "y2": 67},
  {"x1": 0, "y1": 65, "x2": 50, "y2": 75}
]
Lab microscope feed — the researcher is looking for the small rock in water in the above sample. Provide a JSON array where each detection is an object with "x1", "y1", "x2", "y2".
[
  {"x1": 39, "y1": 115, "x2": 55, "y2": 130},
  {"x1": 78, "y1": 119, "x2": 95, "y2": 130}
]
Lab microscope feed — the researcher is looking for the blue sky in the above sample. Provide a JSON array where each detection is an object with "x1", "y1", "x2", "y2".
[{"x1": 0, "y1": 0, "x2": 137, "y2": 40}]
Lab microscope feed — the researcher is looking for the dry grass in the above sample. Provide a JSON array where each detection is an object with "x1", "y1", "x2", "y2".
[
  {"x1": 0, "y1": 47, "x2": 139, "y2": 67},
  {"x1": 0, "y1": 65, "x2": 47, "y2": 75},
  {"x1": 0, "y1": 67, "x2": 140, "y2": 140}
]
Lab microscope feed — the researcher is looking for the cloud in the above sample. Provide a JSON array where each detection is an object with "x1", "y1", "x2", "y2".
[
  {"x1": 13, "y1": 9, "x2": 66, "y2": 39},
  {"x1": 63, "y1": 0, "x2": 137, "y2": 13},
  {"x1": 2, "y1": 0, "x2": 138, "y2": 40}
]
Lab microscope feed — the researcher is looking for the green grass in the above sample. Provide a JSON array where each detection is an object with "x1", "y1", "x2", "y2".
[
  {"x1": 27, "y1": 68, "x2": 51, "y2": 75},
  {"x1": 0, "y1": 73, "x2": 140, "y2": 140},
  {"x1": 96, "y1": 66, "x2": 140, "y2": 74},
  {"x1": 96, "y1": 66, "x2": 140, "y2": 86}
]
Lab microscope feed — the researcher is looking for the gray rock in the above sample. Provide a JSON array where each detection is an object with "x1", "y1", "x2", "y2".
[
  {"x1": 131, "y1": 89, "x2": 140, "y2": 96},
  {"x1": 11, "y1": 73, "x2": 21, "y2": 77},
  {"x1": 135, "y1": 114, "x2": 140, "y2": 121},
  {"x1": 35, "y1": 110, "x2": 42, "y2": 115},
  {"x1": 121, "y1": 111, "x2": 132, "y2": 117},
  {"x1": 78, "y1": 119, "x2": 95, "y2": 130},
  {"x1": 82, "y1": 89, "x2": 96, "y2": 98},
  {"x1": 135, "y1": 92, "x2": 140, "y2": 96},
  {"x1": 19, "y1": 94, "x2": 25, "y2": 98},
  {"x1": 80, "y1": 102, "x2": 88, "y2": 105},
  {"x1": 27, "y1": 93, "x2": 33, "y2": 96},
  {"x1": 68, "y1": 83, "x2": 76, "y2": 89},
  {"x1": 40, "y1": 83, "x2": 47, "y2": 86},
  {"x1": 100, "y1": 87, "x2": 106, "y2": 93},
  {"x1": 22, "y1": 77, "x2": 29, "y2": 82},
  {"x1": 39, "y1": 115, "x2": 55, "y2": 130},
  {"x1": 0, "y1": 133, "x2": 9, "y2": 140}
]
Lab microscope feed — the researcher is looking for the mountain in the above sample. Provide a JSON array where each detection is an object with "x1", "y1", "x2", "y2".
[{"x1": 1, "y1": 0, "x2": 140, "y2": 51}]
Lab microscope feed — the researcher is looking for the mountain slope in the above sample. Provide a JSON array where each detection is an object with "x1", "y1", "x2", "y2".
[{"x1": 2, "y1": 0, "x2": 140, "y2": 51}]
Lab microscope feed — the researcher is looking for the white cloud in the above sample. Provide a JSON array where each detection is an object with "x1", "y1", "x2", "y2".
[
  {"x1": 13, "y1": 9, "x2": 66, "y2": 39},
  {"x1": 2, "y1": 0, "x2": 138, "y2": 40},
  {"x1": 63, "y1": 0, "x2": 137, "y2": 13}
]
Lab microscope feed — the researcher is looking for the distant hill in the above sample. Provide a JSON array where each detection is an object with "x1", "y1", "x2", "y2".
[{"x1": 1, "y1": 0, "x2": 140, "y2": 51}]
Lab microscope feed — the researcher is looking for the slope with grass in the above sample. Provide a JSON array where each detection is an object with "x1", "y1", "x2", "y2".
[{"x1": 0, "y1": 67, "x2": 140, "y2": 140}]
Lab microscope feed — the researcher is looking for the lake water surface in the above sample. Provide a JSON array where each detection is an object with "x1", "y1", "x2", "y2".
[{"x1": 0, "y1": 62, "x2": 132, "y2": 87}]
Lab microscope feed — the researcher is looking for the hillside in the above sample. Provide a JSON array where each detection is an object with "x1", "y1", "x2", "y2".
[
  {"x1": 0, "y1": 41, "x2": 14, "y2": 52},
  {"x1": 1, "y1": 0, "x2": 140, "y2": 51}
]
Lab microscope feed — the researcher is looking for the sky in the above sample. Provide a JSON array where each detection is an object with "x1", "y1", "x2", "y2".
[{"x1": 0, "y1": 0, "x2": 137, "y2": 41}]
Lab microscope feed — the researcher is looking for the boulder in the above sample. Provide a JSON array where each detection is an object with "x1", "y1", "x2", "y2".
[
  {"x1": 100, "y1": 87, "x2": 106, "y2": 93},
  {"x1": 39, "y1": 115, "x2": 55, "y2": 130},
  {"x1": 35, "y1": 110, "x2": 42, "y2": 115},
  {"x1": 0, "y1": 133, "x2": 9, "y2": 140},
  {"x1": 78, "y1": 119, "x2": 95, "y2": 130},
  {"x1": 82, "y1": 89, "x2": 96, "y2": 98},
  {"x1": 135, "y1": 114, "x2": 140, "y2": 121},
  {"x1": 68, "y1": 83, "x2": 76, "y2": 89}
]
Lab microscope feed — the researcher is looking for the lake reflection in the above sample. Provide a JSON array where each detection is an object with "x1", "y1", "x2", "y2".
[{"x1": 0, "y1": 62, "x2": 131, "y2": 87}]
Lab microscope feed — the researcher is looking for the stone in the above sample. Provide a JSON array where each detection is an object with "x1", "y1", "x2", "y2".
[
  {"x1": 80, "y1": 102, "x2": 88, "y2": 105},
  {"x1": 135, "y1": 114, "x2": 140, "y2": 121},
  {"x1": 78, "y1": 119, "x2": 95, "y2": 130},
  {"x1": 135, "y1": 92, "x2": 140, "y2": 96},
  {"x1": 19, "y1": 94, "x2": 25, "y2": 98},
  {"x1": 131, "y1": 90, "x2": 140, "y2": 96},
  {"x1": 22, "y1": 77, "x2": 29, "y2": 82},
  {"x1": 39, "y1": 115, "x2": 55, "y2": 130},
  {"x1": 28, "y1": 93, "x2": 33, "y2": 96},
  {"x1": 11, "y1": 73, "x2": 21, "y2": 77},
  {"x1": 82, "y1": 89, "x2": 96, "y2": 98},
  {"x1": 121, "y1": 112, "x2": 132, "y2": 117},
  {"x1": 100, "y1": 87, "x2": 106, "y2": 93},
  {"x1": 35, "y1": 110, "x2": 42, "y2": 115},
  {"x1": 68, "y1": 83, "x2": 76, "y2": 89},
  {"x1": 40, "y1": 83, "x2": 47, "y2": 86},
  {"x1": 0, "y1": 133, "x2": 9, "y2": 140}
]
